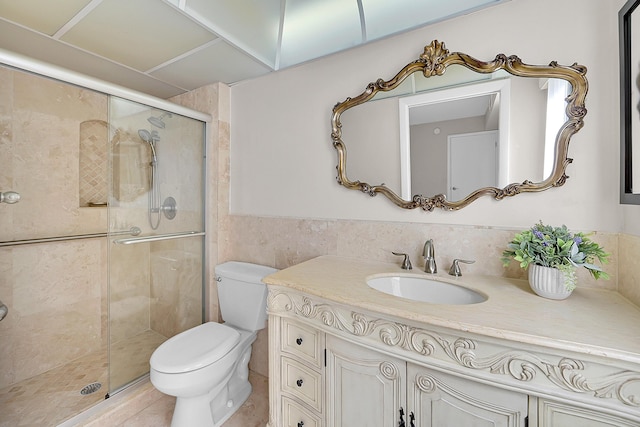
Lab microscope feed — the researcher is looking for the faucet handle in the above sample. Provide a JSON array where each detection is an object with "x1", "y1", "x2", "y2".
[
  {"x1": 449, "y1": 259, "x2": 475, "y2": 276},
  {"x1": 392, "y1": 252, "x2": 413, "y2": 270}
]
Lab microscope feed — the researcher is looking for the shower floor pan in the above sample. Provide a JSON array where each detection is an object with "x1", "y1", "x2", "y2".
[{"x1": 0, "y1": 330, "x2": 166, "y2": 427}]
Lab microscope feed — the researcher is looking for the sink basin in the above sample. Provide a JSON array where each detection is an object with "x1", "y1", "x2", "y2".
[{"x1": 366, "y1": 275, "x2": 486, "y2": 305}]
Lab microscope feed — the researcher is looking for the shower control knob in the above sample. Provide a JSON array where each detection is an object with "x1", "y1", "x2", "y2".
[{"x1": 0, "y1": 191, "x2": 20, "y2": 204}]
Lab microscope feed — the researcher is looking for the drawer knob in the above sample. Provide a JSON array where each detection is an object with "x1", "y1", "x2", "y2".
[
  {"x1": 298, "y1": 422, "x2": 304, "y2": 427},
  {"x1": 296, "y1": 337, "x2": 303, "y2": 345},
  {"x1": 296, "y1": 379, "x2": 304, "y2": 387}
]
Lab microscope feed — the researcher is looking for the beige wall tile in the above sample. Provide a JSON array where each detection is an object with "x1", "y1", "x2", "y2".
[
  {"x1": 109, "y1": 243, "x2": 150, "y2": 343},
  {"x1": 619, "y1": 234, "x2": 640, "y2": 306},
  {"x1": 1, "y1": 239, "x2": 104, "y2": 388},
  {"x1": 6, "y1": 67, "x2": 108, "y2": 241}
]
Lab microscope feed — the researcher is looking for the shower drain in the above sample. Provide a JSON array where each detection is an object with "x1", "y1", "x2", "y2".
[{"x1": 80, "y1": 382, "x2": 102, "y2": 395}]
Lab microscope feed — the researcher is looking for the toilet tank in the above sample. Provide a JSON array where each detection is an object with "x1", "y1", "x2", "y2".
[{"x1": 215, "y1": 261, "x2": 278, "y2": 331}]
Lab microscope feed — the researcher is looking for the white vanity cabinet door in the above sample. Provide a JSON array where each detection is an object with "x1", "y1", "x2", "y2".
[
  {"x1": 408, "y1": 364, "x2": 529, "y2": 427},
  {"x1": 537, "y1": 398, "x2": 639, "y2": 427},
  {"x1": 326, "y1": 335, "x2": 407, "y2": 427}
]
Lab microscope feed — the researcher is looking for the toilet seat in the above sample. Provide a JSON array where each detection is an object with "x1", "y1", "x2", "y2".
[{"x1": 151, "y1": 322, "x2": 240, "y2": 374}]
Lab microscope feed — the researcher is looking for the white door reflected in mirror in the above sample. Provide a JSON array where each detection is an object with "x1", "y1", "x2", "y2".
[
  {"x1": 448, "y1": 130, "x2": 498, "y2": 201},
  {"x1": 399, "y1": 78, "x2": 510, "y2": 201}
]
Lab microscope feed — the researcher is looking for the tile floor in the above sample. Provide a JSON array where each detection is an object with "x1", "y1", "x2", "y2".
[
  {"x1": 86, "y1": 371, "x2": 270, "y2": 427},
  {"x1": 0, "y1": 330, "x2": 166, "y2": 427}
]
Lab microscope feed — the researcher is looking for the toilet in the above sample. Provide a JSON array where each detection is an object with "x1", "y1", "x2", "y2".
[{"x1": 149, "y1": 261, "x2": 278, "y2": 427}]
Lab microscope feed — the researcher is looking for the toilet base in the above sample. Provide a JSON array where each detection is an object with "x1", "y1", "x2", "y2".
[
  {"x1": 165, "y1": 329, "x2": 257, "y2": 427},
  {"x1": 210, "y1": 379, "x2": 252, "y2": 427},
  {"x1": 172, "y1": 393, "x2": 215, "y2": 427}
]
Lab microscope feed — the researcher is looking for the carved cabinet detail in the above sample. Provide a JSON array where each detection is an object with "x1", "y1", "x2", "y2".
[{"x1": 266, "y1": 286, "x2": 640, "y2": 427}]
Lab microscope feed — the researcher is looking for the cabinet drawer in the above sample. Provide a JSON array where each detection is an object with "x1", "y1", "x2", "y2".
[
  {"x1": 282, "y1": 318, "x2": 322, "y2": 367},
  {"x1": 282, "y1": 397, "x2": 322, "y2": 427},
  {"x1": 281, "y1": 357, "x2": 322, "y2": 411}
]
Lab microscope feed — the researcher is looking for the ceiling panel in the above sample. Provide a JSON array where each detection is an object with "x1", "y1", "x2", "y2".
[
  {"x1": 150, "y1": 40, "x2": 273, "y2": 90},
  {"x1": 0, "y1": 20, "x2": 186, "y2": 99},
  {"x1": 60, "y1": 0, "x2": 217, "y2": 71},
  {"x1": 0, "y1": 0, "x2": 92, "y2": 36},
  {"x1": 279, "y1": 0, "x2": 362, "y2": 69},
  {"x1": 362, "y1": 0, "x2": 503, "y2": 41},
  {"x1": 185, "y1": 0, "x2": 281, "y2": 69}
]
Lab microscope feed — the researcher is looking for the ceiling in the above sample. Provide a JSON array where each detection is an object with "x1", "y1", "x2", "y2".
[{"x1": 0, "y1": 0, "x2": 507, "y2": 99}]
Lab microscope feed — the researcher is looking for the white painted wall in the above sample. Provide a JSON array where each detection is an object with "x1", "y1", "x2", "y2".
[{"x1": 231, "y1": 0, "x2": 627, "y2": 232}]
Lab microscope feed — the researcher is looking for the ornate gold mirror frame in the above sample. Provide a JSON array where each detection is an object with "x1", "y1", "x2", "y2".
[{"x1": 331, "y1": 40, "x2": 588, "y2": 211}]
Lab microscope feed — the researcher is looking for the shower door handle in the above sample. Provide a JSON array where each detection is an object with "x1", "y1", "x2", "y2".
[
  {"x1": 0, "y1": 191, "x2": 20, "y2": 204},
  {"x1": 0, "y1": 299, "x2": 7, "y2": 321}
]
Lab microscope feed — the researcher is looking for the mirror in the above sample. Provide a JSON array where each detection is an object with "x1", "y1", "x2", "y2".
[
  {"x1": 331, "y1": 40, "x2": 588, "y2": 211},
  {"x1": 620, "y1": 0, "x2": 640, "y2": 204}
]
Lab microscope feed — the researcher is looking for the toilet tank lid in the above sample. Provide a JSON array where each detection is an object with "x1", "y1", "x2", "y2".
[
  {"x1": 215, "y1": 261, "x2": 278, "y2": 283},
  {"x1": 150, "y1": 322, "x2": 240, "y2": 374}
]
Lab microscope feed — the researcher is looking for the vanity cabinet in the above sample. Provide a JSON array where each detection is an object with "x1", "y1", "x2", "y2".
[
  {"x1": 265, "y1": 257, "x2": 640, "y2": 427},
  {"x1": 326, "y1": 335, "x2": 528, "y2": 427},
  {"x1": 269, "y1": 311, "x2": 638, "y2": 427},
  {"x1": 271, "y1": 316, "x2": 530, "y2": 427}
]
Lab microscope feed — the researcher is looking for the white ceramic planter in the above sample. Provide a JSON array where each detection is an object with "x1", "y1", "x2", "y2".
[{"x1": 527, "y1": 264, "x2": 574, "y2": 300}]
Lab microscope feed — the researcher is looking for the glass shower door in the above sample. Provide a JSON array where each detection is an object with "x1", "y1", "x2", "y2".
[{"x1": 107, "y1": 97, "x2": 206, "y2": 394}]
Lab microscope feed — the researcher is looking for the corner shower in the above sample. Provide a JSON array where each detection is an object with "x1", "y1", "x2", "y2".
[{"x1": 0, "y1": 61, "x2": 208, "y2": 426}]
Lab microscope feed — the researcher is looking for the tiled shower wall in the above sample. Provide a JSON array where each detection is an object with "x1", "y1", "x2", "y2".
[
  {"x1": 0, "y1": 66, "x2": 109, "y2": 388},
  {"x1": 79, "y1": 119, "x2": 109, "y2": 207}
]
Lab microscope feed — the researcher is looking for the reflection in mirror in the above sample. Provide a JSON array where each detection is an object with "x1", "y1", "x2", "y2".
[
  {"x1": 332, "y1": 40, "x2": 588, "y2": 211},
  {"x1": 399, "y1": 78, "x2": 510, "y2": 201}
]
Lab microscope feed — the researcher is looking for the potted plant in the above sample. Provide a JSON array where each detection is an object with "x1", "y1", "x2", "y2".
[{"x1": 502, "y1": 221, "x2": 609, "y2": 299}]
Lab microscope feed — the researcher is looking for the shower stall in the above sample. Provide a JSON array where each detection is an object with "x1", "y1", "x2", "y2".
[{"x1": 0, "y1": 61, "x2": 208, "y2": 426}]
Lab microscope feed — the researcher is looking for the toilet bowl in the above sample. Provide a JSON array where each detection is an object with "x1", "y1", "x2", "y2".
[{"x1": 149, "y1": 261, "x2": 277, "y2": 427}]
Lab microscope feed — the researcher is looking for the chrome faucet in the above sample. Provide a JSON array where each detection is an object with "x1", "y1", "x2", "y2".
[
  {"x1": 423, "y1": 239, "x2": 437, "y2": 274},
  {"x1": 448, "y1": 259, "x2": 475, "y2": 277},
  {"x1": 392, "y1": 252, "x2": 413, "y2": 270}
]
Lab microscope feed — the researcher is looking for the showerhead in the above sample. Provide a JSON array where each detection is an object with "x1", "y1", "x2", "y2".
[
  {"x1": 147, "y1": 112, "x2": 173, "y2": 129},
  {"x1": 138, "y1": 129, "x2": 160, "y2": 143},
  {"x1": 138, "y1": 129, "x2": 158, "y2": 161},
  {"x1": 138, "y1": 129, "x2": 152, "y2": 142}
]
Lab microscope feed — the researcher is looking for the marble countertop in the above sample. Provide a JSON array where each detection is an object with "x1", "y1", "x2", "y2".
[{"x1": 263, "y1": 255, "x2": 640, "y2": 365}]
